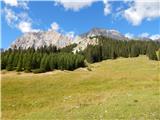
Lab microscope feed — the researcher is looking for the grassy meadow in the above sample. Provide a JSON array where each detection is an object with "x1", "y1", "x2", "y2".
[{"x1": 1, "y1": 56, "x2": 160, "y2": 120}]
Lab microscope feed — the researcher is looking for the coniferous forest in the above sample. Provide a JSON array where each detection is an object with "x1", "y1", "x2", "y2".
[
  {"x1": 82, "y1": 36, "x2": 160, "y2": 63},
  {"x1": 1, "y1": 37, "x2": 160, "y2": 73}
]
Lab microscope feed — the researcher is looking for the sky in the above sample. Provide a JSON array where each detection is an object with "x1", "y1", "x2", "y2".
[{"x1": 1, "y1": 0, "x2": 160, "y2": 48}]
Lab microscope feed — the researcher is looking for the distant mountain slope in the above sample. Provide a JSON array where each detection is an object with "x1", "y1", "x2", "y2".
[
  {"x1": 11, "y1": 28, "x2": 157, "y2": 51},
  {"x1": 80, "y1": 28, "x2": 128, "y2": 40},
  {"x1": 11, "y1": 30, "x2": 73, "y2": 49}
]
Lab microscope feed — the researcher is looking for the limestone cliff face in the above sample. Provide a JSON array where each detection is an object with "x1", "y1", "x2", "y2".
[
  {"x1": 11, "y1": 28, "x2": 156, "y2": 52},
  {"x1": 11, "y1": 30, "x2": 73, "y2": 49},
  {"x1": 80, "y1": 28, "x2": 128, "y2": 41}
]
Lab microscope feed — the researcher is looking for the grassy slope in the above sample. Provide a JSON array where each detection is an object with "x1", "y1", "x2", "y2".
[{"x1": 1, "y1": 56, "x2": 160, "y2": 120}]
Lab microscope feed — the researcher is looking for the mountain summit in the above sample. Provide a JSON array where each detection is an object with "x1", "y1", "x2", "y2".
[
  {"x1": 11, "y1": 30, "x2": 73, "y2": 49},
  {"x1": 80, "y1": 28, "x2": 128, "y2": 40}
]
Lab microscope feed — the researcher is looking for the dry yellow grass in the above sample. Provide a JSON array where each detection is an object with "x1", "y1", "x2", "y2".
[{"x1": 1, "y1": 56, "x2": 160, "y2": 119}]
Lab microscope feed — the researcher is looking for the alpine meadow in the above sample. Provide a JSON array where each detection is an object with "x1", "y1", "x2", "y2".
[{"x1": 1, "y1": 0, "x2": 160, "y2": 120}]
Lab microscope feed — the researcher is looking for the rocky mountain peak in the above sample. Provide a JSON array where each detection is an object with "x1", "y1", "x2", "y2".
[
  {"x1": 80, "y1": 28, "x2": 128, "y2": 40},
  {"x1": 11, "y1": 30, "x2": 73, "y2": 49}
]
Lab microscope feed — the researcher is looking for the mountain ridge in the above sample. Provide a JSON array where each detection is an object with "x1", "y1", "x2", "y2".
[{"x1": 11, "y1": 28, "x2": 158, "y2": 51}]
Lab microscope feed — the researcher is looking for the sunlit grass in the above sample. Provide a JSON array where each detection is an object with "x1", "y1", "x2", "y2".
[{"x1": 1, "y1": 56, "x2": 160, "y2": 119}]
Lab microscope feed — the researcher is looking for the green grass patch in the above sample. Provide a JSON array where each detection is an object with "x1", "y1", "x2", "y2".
[{"x1": 1, "y1": 56, "x2": 160, "y2": 120}]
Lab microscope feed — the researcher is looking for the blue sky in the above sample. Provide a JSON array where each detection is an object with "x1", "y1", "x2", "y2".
[{"x1": 1, "y1": 0, "x2": 160, "y2": 48}]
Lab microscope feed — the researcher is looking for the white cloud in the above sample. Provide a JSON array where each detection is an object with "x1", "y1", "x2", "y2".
[
  {"x1": 3, "y1": 0, "x2": 18, "y2": 6},
  {"x1": 18, "y1": 1, "x2": 29, "y2": 10},
  {"x1": 138, "y1": 33, "x2": 160, "y2": 40},
  {"x1": 49, "y1": 22, "x2": 75, "y2": 39},
  {"x1": 54, "y1": 0, "x2": 111, "y2": 15},
  {"x1": 50, "y1": 22, "x2": 59, "y2": 31},
  {"x1": 3, "y1": 0, "x2": 29, "y2": 10},
  {"x1": 125, "y1": 33, "x2": 134, "y2": 39},
  {"x1": 17, "y1": 21, "x2": 39, "y2": 33},
  {"x1": 3, "y1": 7, "x2": 18, "y2": 26},
  {"x1": 150, "y1": 34, "x2": 160, "y2": 40},
  {"x1": 66, "y1": 31, "x2": 75, "y2": 38},
  {"x1": 18, "y1": 21, "x2": 32, "y2": 33},
  {"x1": 125, "y1": 32, "x2": 160, "y2": 40},
  {"x1": 2, "y1": 0, "x2": 39, "y2": 33},
  {"x1": 54, "y1": 0, "x2": 95, "y2": 11},
  {"x1": 3, "y1": 6, "x2": 38, "y2": 33},
  {"x1": 103, "y1": 0, "x2": 111, "y2": 15},
  {"x1": 139, "y1": 32, "x2": 149, "y2": 38},
  {"x1": 54, "y1": 0, "x2": 111, "y2": 16},
  {"x1": 123, "y1": 0, "x2": 160, "y2": 25}
]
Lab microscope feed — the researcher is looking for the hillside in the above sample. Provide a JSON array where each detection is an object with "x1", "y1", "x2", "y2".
[{"x1": 1, "y1": 56, "x2": 160, "y2": 119}]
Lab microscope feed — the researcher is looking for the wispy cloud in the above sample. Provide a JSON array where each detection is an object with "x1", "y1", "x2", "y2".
[
  {"x1": 3, "y1": 0, "x2": 29, "y2": 10},
  {"x1": 150, "y1": 34, "x2": 160, "y2": 40},
  {"x1": 18, "y1": 21, "x2": 40, "y2": 33},
  {"x1": 103, "y1": 0, "x2": 111, "y2": 16},
  {"x1": 54, "y1": 0, "x2": 96, "y2": 11},
  {"x1": 3, "y1": 7, "x2": 18, "y2": 27},
  {"x1": 49, "y1": 22, "x2": 60, "y2": 31},
  {"x1": 54, "y1": 0, "x2": 111, "y2": 16},
  {"x1": 123, "y1": 0, "x2": 160, "y2": 26},
  {"x1": 3, "y1": 0, "x2": 18, "y2": 7},
  {"x1": 2, "y1": 0, "x2": 39, "y2": 33},
  {"x1": 125, "y1": 33, "x2": 134, "y2": 39},
  {"x1": 138, "y1": 32, "x2": 160, "y2": 40},
  {"x1": 139, "y1": 32, "x2": 150, "y2": 38},
  {"x1": 125, "y1": 32, "x2": 160, "y2": 40}
]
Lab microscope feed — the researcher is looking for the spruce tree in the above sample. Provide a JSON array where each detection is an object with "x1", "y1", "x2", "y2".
[
  {"x1": 24, "y1": 53, "x2": 32, "y2": 72},
  {"x1": 16, "y1": 55, "x2": 23, "y2": 71},
  {"x1": 6, "y1": 53, "x2": 14, "y2": 71}
]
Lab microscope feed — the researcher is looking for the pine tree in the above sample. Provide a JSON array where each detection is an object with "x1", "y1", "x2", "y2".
[
  {"x1": 6, "y1": 53, "x2": 14, "y2": 71},
  {"x1": 16, "y1": 55, "x2": 23, "y2": 71},
  {"x1": 147, "y1": 44, "x2": 158, "y2": 60},
  {"x1": 24, "y1": 53, "x2": 32, "y2": 72},
  {"x1": 130, "y1": 45, "x2": 139, "y2": 57},
  {"x1": 147, "y1": 49, "x2": 158, "y2": 60},
  {"x1": 1, "y1": 53, "x2": 8, "y2": 69},
  {"x1": 40, "y1": 54, "x2": 50, "y2": 72}
]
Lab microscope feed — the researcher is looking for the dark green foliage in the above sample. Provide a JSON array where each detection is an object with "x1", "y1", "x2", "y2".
[
  {"x1": 40, "y1": 54, "x2": 50, "y2": 72},
  {"x1": 6, "y1": 53, "x2": 14, "y2": 71},
  {"x1": 83, "y1": 36, "x2": 160, "y2": 63},
  {"x1": 1, "y1": 52, "x2": 8, "y2": 69},
  {"x1": 16, "y1": 54, "x2": 23, "y2": 72},
  {"x1": 130, "y1": 45, "x2": 139, "y2": 57},
  {"x1": 1, "y1": 38, "x2": 160, "y2": 73},
  {"x1": 147, "y1": 44, "x2": 158, "y2": 60},
  {"x1": 84, "y1": 45, "x2": 102, "y2": 63},
  {"x1": 1, "y1": 45, "x2": 85, "y2": 73},
  {"x1": 60, "y1": 44, "x2": 77, "y2": 53},
  {"x1": 158, "y1": 49, "x2": 160, "y2": 61},
  {"x1": 24, "y1": 53, "x2": 32, "y2": 72}
]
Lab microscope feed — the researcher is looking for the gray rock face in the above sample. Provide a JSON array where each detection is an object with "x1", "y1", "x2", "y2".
[
  {"x1": 11, "y1": 28, "x2": 156, "y2": 52},
  {"x1": 80, "y1": 28, "x2": 128, "y2": 40},
  {"x1": 11, "y1": 30, "x2": 73, "y2": 49},
  {"x1": 72, "y1": 36, "x2": 99, "y2": 53},
  {"x1": 155, "y1": 38, "x2": 160, "y2": 42}
]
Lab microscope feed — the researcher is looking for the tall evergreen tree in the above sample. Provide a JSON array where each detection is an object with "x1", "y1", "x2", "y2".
[
  {"x1": 6, "y1": 53, "x2": 14, "y2": 71},
  {"x1": 16, "y1": 54, "x2": 23, "y2": 71}
]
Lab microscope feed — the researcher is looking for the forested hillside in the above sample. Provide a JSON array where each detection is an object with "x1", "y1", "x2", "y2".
[
  {"x1": 82, "y1": 36, "x2": 160, "y2": 63},
  {"x1": 1, "y1": 37, "x2": 160, "y2": 73}
]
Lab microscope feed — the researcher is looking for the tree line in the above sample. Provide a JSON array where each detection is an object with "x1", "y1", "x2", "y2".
[
  {"x1": 1, "y1": 36, "x2": 160, "y2": 73},
  {"x1": 1, "y1": 44, "x2": 85, "y2": 73},
  {"x1": 82, "y1": 36, "x2": 160, "y2": 63}
]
